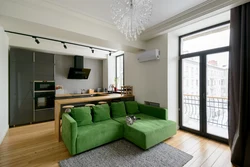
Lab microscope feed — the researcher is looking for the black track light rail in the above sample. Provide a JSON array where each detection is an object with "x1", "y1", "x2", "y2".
[{"x1": 5, "y1": 30, "x2": 116, "y2": 53}]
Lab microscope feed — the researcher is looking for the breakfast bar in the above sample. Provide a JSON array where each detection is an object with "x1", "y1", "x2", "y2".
[{"x1": 54, "y1": 94, "x2": 134, "y2": 142}]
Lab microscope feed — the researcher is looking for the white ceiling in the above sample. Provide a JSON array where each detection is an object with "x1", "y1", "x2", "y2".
[{"x1": 45, "y1": 0, "x2": 208, "y2": 28}]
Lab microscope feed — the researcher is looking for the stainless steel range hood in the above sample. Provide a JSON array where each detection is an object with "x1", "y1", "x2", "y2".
[{"x1": 67, "y1": 56, "x2": 91, "y2": 79}]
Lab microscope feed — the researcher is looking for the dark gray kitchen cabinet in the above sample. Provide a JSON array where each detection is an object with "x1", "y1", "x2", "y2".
[
  {"x1": 9, "y1": 48, "x2": 55, "y2": 126},
  {"x1": 9, "y1": 48, "x2": 34, "y2": 126},
  {"x1": 34, "y1": 52, "x2": 54, "y2": 81}
]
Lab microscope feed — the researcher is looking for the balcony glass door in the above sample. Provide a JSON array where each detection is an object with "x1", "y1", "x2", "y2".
[
  {"x1": 206, "y1": 52, "x2": 229, "y2": 139},
  {"x1": 181, "y1": 56, "x2": 200, "y2": 131},
  {"x1": 179, "y1": 22, "x2": 230, "y2": 142}
]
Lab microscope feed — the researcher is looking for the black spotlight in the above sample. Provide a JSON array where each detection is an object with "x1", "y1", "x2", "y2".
[
  {"x1": 62, "y1": 42, "x2": 67, "y2": 49},
  {"x1": 90, "y1": 47, "x2": 94, "y2": 53},
  {"x1": 109, "y1": 51, "x2": 112, "y2": 56},
  {"x1": 33, "y1": 36, "x2": 40, "y2": 44}
]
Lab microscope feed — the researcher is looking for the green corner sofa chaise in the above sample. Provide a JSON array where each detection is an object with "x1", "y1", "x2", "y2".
[{"x1": 62, "y1": 101, "x2": 177, "y2": 155}]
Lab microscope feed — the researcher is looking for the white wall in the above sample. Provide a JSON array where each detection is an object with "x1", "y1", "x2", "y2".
[
  {"x1": 0, "y1": 26, "x2": 9, "y2": 144},
  {"x1": 125, "y1": 34, "x2": 168, "y2": 108},
  {"x1": 167, "y1": 33, "x2": 179, "y2": 126},
  {"x1": 55, "y1": 55, "x2": 103, "y2": 94}
]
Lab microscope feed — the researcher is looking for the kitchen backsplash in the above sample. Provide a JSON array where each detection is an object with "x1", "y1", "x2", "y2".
[{"x1": 55, "y1": 55, "x2": 103, "y2": 94}]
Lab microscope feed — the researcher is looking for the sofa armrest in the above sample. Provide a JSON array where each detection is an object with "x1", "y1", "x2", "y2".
[
  {"x1": 62, "y1": 113, "x2": 77, "y2": 155},
  {"x1": 138, "y1": 103, "x2": 168, "y2": 120}
]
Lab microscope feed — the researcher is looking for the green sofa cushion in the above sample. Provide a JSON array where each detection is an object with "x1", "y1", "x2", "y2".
[
  {"x1": 70, "y1": 107, "x2": 92, "y2": 126},
  {"x1": 111, "y1": 101, "x2": 127, "y2": 118},
  {"x1": 138, "y1": 103, "x2": 168, "y2": 120},
  {"x1": 125, "y1": 101, "x2": 140, "y2": 114},
  {"x1": 92, "y1": 104, "x2": 111, "y2": 122},
  {"x1": 113, "y1": 113, "x2": 176, "y2": 149},
  {"x1": 76, "y1": 119, "x2": 123, "y2": 154}
]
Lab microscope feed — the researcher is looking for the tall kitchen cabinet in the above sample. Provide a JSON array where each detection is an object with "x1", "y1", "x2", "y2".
[
  {"x1": 9, "y1": 48, "x2": 54, "y2": 126},
  {"x1": 34, "y1": 52, "x2": 54, "y2": 81}
]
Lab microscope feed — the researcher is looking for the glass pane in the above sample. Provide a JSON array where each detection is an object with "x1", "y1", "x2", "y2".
[
  {"x1": 182, "y1": 56, "x2": 200, "y2": 130},
  {"x1": 116, "y1": 56, "x2": 124, "y2": 89},
  {"x1": 181, "y1": 24, "x2": 230, "y2": 54},
  {"x1": 206, "y1": 52, "x2": 229, "y2": 139}
]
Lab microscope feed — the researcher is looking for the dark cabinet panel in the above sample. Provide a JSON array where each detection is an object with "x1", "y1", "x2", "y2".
[
  {"x1": 9, "y1": 48, "x2": 34, "y2": 63},
  {"x1": 9, "y1": 62, "x2": 33, "y2": 99},
  {"x1": 9, "y1": 98, "x2": 33, "y2": 126},
  {"x1": 9, "y1": 49, "x2": 34, "y2": 126},
  {"x1": 34, "y1": 63, "x2": 54, "y2": 81},
  {"x1": 35, "y1": 52, "x2": 54, "y2": 64},
  {"x1": 35, "y1": 108, "x2": 54, "y2": 123},
  {"x1": 34, "y1": 52, "x2": 54, "y2": 81}
]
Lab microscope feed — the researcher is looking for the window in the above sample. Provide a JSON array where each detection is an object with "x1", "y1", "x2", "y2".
[
  {"x1": 181, "y1": 23, "x2": 230, "y2": 54},
  {"x1": 179, "y1": 22, "x2": 230, "y2": 140},
  {"x1": 115, "y1": 55, "x2": 124, "y2": 89}
]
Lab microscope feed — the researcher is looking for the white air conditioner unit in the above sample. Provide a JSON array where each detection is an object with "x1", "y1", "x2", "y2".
[{"x1": 137, "y1": 49, "x2": 160, "y2": 63}]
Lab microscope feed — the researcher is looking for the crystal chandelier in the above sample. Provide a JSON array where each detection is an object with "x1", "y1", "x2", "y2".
[{"x1": 111, "y1": 0, "x2": 153, "y2": 41}]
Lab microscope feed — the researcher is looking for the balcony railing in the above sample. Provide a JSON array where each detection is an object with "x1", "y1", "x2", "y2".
[{"x1": 183, "y1": 94, "x2": 228, "y2": 128}]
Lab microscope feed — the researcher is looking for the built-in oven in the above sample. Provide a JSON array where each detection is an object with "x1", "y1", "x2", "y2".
[
  {"x1": 33, "y1": 81, "x2": 55, "y2": 122},
  {"x1": 34, "y1": 92, "x2": 55, "y2": 110}
]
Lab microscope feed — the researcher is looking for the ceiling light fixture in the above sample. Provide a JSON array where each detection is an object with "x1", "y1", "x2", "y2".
[
  {"x1": 90, "y1": 47, "x2": 95, "y2": 53},
  {"x1": 6, "y1": 31, "x2": 116, "y2": 55},
  {"x1": 32, "y1": 36, "x2": 40, "y2": 44},
  {"x1": 111, "y1": 0, "x2": 153, "y2": 41},
  {"x1": 62, "y1": 42, "x2": 67, "y2": 49}
]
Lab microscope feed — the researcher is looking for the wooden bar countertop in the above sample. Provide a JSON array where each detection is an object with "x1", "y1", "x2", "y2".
[
  {"x1": 55, "y1": 92, "x2": 108, "y2": 98},
  {"x1": 54, "y1": 94, "x2": 134, "y2": 142},
  {"x1": 55, "y1": 94, "x2": 133, "y2": 105}
]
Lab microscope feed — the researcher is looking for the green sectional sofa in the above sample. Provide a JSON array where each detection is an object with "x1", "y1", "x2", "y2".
[{"x1": 62, "y1": 101, "x2": 177, "y2": 155}]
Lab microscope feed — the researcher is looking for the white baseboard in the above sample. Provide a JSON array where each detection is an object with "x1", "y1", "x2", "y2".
[{"x1": 0, "y1": 126, "x2": 9, "y2": 144}]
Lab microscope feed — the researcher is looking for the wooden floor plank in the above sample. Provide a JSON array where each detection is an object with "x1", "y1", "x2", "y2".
[{"x1": 0, "y1": 121, "x2": 233, "y2": 167}]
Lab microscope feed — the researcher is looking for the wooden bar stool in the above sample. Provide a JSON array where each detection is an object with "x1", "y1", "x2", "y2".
[
  {"x1": 62, "y1": 105, "x2": 74, "y2": 113},
  {"x1": 85, "y1": 104, "x2": 95, "y2": 107},
  {"x1": 98, "y1": 101, "x2": 107, "y2": 105},
  {"x1": 61, "y1": 105, "x2": 74, "y2": 129}
]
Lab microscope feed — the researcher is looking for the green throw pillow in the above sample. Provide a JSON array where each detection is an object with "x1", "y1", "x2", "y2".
[
  {"x1": 70, "y1": 107, "x2": 92, "y2": 126},
  {"x1": 92, "y1": 104, "x2": 111, "y2": 122},
  {"x1": 111, "y1": 101, "x2": 127, "y2": 118},
  {"x1": 125, "y1": 101, "x2": 140, "y2": 114}
]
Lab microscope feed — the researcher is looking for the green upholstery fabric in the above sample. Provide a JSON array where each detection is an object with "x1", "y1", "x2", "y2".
[
  {"x1": 70, "y1": 107, "x2": 92, "y2": 126},
  {"x1": 76, "y1": 119, "x2": 123, "y2": 154},
  {"x1": 113, "y1": 113, "x2": 176, "y2": 150},
  {"x1": 92, "y1": 104, "x2": 111, "y2": 122},
  {"x1": 62, "y1": 113, "x2": 77, "y2": 155},
  {"x1": 125, "y1": 101, "x2": 140, "y2": 114},
  {"x1": 138, "y1": 103, "x2": 168, "y2": 120},
  {"x1": 111, "y1": 101, "x2": 127, "y2": 118}
]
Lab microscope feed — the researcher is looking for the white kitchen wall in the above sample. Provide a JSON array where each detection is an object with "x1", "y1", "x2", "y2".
[
  {"x1": 55, "y1": 55, "x2": 103, "y2": 94},
  {"x1": 125, "y1": 34, "x2": 169, "y2": 108},
  {"x1": 0, "y1": 26, "x2": 9, "y2": 144}
]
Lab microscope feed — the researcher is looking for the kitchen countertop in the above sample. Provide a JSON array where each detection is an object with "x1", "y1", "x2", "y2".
[
  {"x1": 55, "y1": 94, "x2": 134, "y2": 105},
  {"x1": 55, "y1": 92, "x2": 108, "y2": 98}
]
